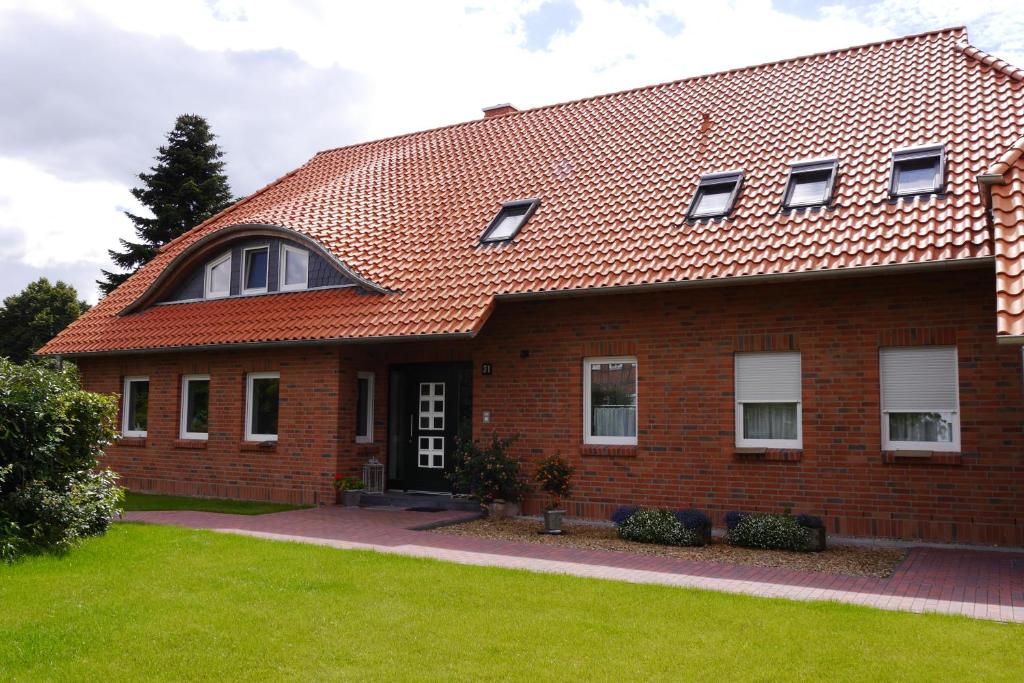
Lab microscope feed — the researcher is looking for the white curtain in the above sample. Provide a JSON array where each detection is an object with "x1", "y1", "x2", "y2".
[
  {"x1": 889, "y1": 412, "x2": 952, "y2": 442},
  {"x1": 593, "y1": 406, "x2": 637, "y2": 437},
  {"x1": 742, "y1": 402, "x2": 797, "y2": 440}
]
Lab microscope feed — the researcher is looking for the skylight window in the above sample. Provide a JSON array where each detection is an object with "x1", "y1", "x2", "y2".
[
  {"x1": 687, "y1": 172, "x2": 743, "y2": 220},
  {"x1": 890, "y1": 145, "x2": 945, "y2": 197},
  {"x1": 481, "y1": 199, "x2": 540, "y2": 243},
  {"x1": 783, "y1": 159, "x2": 838, "y2": 209}
]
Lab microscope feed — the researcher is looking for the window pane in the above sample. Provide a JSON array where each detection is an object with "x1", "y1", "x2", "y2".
[
  {"x1": 209, "y1": 258, "x2": 230, "y2": 294},
  {"x1": 590, "y1": 361, "x2": 637, "y2": 437},
  {"x1": 487, "y1": 209, "x2": 526, "y2": 241},
  {"x1": 788, "y1": 171, "x2": 830, "y2": 206},
  {"x1": 742, "y1": 402, "x2": 797, "y2": 440},
  {"x1": 356, "y1": 377, "x2": 370, "y2": 437},
  {"x1": 250, "y1": 377, "x2": 279, "y2": 436},
  {"x1": 283, "y1": 248, "x2": 308, "y2": 286},
  {"x1": 693, "y1": 184, "x2": 733, "y2": 216},
  {"x1": 185, "y1": 380, "x2": 209, "y2": 434},
  {"x1": 896, "y1": 158, "x2": 938, "y2": 194},
  {"x1": 127, "y1": 381, "x2": 148, "y2": 432},
  {"x1": 245, "y1": 249, "x2": 268, "y2": 290},
  {"x1": 889, "y1": 412, "x2": 953, "y2": 443}
]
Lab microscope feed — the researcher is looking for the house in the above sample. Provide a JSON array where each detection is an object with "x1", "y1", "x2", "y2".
[{"x1": 41, "y1": 27, "x2": 1024, "y2": 545}]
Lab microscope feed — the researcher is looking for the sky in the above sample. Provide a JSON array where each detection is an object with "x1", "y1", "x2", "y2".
[{"x1": 1, "y1": 0, "x2": 1022, "y2": 304}]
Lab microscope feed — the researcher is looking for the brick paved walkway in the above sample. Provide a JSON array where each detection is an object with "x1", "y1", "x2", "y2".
[{"x1": 124, "y1": 506, "x2": 1024, "y2": 623}]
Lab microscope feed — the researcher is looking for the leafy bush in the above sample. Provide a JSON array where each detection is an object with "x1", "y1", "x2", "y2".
[
  {"x1": 610, "y1": 505, "x2": 639, "y2": 525},
  {"x1": 674, "y1": 508, "x2": 711, "y2": 534},
  {"x1": 534, "y1": 454, "x2": 573, "y2": 509},
  {"x1": 726, "y1": 513, "x2": 813, "y2": 551},
  {"x1": 0, "y1": 360, "x2": 122, "y2": 561},
  {"x1": 725, "y1": 511, "x2": 749, "y2": 531},
  {"x1": 448, "y1": 432, "x2": 527, "y2": 503},
  {"x1": 617, "y1": 507, "x2": 703, "y2": 547},
  {"x1": 333, "y1": 475, "x2": 364, "y2": 491}
]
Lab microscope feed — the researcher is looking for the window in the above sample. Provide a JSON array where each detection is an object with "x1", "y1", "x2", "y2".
[
  {"x1": 880, "y1": 346, "x2": 960, "y2": 452},
  {"x1": 890, "y1": 145, "x2": 945, "y2": 197},
  {"x1": 355, "y1": 371, "x2": 375, "y2": 443},
  {"x1": 481, "y1": 199, "x2": 540, "y2": 243},
  {"x1": 242, "y1": 246, "x2": 269, "y2": 294},
  {"x1": 583, "y1": 356, "x2": 637, "y2": 446},
  {"x1": 245, "y1": 372, "x2": 280, "y2": 442},
  {"x1": 279, "y1": 244, "x2": 309, "y2": 291},
  {"x1": 121, "y1": 376, "x2": 149, "y2": 437},
  {"x1": 734, "y1": 352, "x2": 802, "y2": 449},
  {"x1": 687, "y1": 171, "x2": 743, "y2": 219},
  {"x1": 179, "y1": 374, "x2": 210, "y2": 440},
  {"x1": 204, "y1": 253, "x2": 231, "y2": 299},
  {"x1": 783, "y1": 159, "x2": 837, "y2": 208}
]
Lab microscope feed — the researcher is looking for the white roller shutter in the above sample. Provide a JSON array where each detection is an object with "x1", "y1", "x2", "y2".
[
  {"x1": 880, "y1": 346, "x2": 958, "y2": 412},
  {"x1": 735, "y1": 352, "x2": 801, "y2": 402}
]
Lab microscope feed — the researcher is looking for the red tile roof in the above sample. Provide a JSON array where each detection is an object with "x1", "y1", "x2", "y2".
[{"x1": 41, "y1": 27, "x2": 1024, "y2": 355}]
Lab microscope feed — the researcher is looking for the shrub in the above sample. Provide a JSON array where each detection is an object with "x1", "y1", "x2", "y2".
[
  {"x1": 447, "y1": 432, "x2": 527, "y2": 503},
  {"x1": 674, "y1": 508, "x2": 711, "y2": 533},
  {"x1": 796, "y1": 514, "x2": 824, "y2": 530},
  {"x1": 617, "y1": 507, "x2": 702, "y2": 547},
  {"x1": 0, "y1": 360, "x2": 122, "y2": 561},
  {"x1": 333, "y1": 475, "x2": 364, "y2": 491},
  {"x1": 726, "y1": 513, "x2": 813, "y2": 551},
  {"x1": 724, "y1": 511, "x2": 749, "y2": 531},
  {"x1": 610, "y1": 505, "x2": 639, "y2": 525},
  {"x1": 534, "y1": 454, "x2": 573, "y2": 509}
]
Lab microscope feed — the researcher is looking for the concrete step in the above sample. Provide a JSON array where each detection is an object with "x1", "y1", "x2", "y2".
[{"x1": 358, "y1": 491, "x2": 482, "y2": 512}]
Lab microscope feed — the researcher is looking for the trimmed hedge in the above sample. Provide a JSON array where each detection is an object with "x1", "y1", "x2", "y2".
[
  {"x1": 610, "y1": 505, "x2": 639, "y2": 525},
  {"x1": 726, "y1": 512, "x2": 826, "y2": 552},
  {"x1": 617, "y1": 508, "x2": 703, "y2": 547}
]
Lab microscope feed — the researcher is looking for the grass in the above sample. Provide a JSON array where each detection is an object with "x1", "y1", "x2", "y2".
[
  {"x1": 1, "y1": 525, "x2": 1021, "y2": 681},
  {"x1": 123, "y1": 491, "x2": 310, "y2": 515}
]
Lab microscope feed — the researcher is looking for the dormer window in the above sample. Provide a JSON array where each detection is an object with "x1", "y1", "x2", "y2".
[
  {"x1": 890, "y1": 145, "x2": 945, "y2": 197},
  {"x1": 243, "y1": 246, "x2": 269, "y2": 294},
  {"x1": 204, "y1": 253, "x2": 231, "y2": 299},
  {"x1": 279, "y1": 244, "x2": 309, "y2": 291},
  {"x1": 687, "y1": 171, "x2": 742, "y2": 220},
  {"x1": 481, "y1": 199, "x2": 540, "y2": 243},
  {"x1": 783, "y1": 159, "x2": 837, "y2": 209}
]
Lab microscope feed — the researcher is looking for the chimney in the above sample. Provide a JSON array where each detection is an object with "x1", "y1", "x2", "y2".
[{"x1": 482, "y1": 103, "x2": 519, "y2": 118}]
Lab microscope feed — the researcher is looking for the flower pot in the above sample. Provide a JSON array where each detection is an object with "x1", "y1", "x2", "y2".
[
  {"x1": 543, "y1": 509, "x2": 565, "y2": 534},
  {"x1": 342, "y1": 489, "x2": 364, "y2": 507}
]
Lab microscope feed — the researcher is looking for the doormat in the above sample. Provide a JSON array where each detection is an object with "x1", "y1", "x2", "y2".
[{"x1": 406, "y1": 506, "x2": 445, "y2": 513}]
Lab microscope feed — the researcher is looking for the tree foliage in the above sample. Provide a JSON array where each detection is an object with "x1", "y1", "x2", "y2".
[
  {"x1": 99, "y1": 113, "x2": 234, "y2": 294},
  {"x1": 0, "y1": 360, "x2": 122, "y2": 561},
  {"x1": 0, "y1": 278, "x2": 88, "y2": 362}
]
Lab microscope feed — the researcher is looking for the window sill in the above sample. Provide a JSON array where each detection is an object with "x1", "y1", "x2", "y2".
[
  {"x1": 240, "y1": 440, "x2": 277, "y2": 452},
  {"x1": 733, "y1": 448, "x2": 802, "y2": 462},
  {"x1": 581, "y1": 445, "x2": 638, "y2": 458},
  {"x1": 117, "y1": 437, "x2": 147, "y2": 448},
  {"x1": 882, "y1": 450, "x2": 962, "y2": 465},
  {"x1": 174, "y1": 439, "x2": 207, "y2": 449}
]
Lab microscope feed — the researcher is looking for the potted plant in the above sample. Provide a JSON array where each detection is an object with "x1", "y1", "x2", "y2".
[
  {"x1": 534, "y1": 454, "x2": 573, "y2": 534},
  {"x1": 447, "y1": 432, "x2": 526, "y2": 518},
  {"x1": 333, "y1": 475, "x2": 365, "y2": 507}
]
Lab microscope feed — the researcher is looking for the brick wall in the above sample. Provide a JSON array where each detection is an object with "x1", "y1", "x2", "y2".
[{"x1": 78, "y1": 267, "x2": 1024, "y2": 544}]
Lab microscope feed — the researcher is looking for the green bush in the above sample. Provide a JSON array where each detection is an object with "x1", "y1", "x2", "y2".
[
  {"x1": 448, "y1": 432, "x2": 527, "y2": 503},
  {"x1": 0, "y1": 360, "x2": 123, "y2": 561},
  {"x1": 617, "y1": 507, "x2": 702, "y2": 547},
  {"x1": 726, "y1": 513, "x2": 812, "y2": 551}
]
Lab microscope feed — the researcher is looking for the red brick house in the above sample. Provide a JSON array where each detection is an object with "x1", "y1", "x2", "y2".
[{"x1": 41, "y1": 28, "x2": 1024, "y2": 545}]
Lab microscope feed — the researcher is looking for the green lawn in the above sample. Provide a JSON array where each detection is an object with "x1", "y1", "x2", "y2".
[
  {"x1": 1, "y1": 524, "x2": 1021, "y2": 681},
  {"x1": 123, "y1": 490, "x2": 310, "y2": 515}
]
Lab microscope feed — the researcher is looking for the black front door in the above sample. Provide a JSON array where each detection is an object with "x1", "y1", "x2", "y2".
[{"x1": 388, "y1": 362, "x2": 472, "y2": 492}]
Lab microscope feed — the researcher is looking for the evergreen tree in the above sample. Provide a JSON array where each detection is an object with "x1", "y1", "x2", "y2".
[
  {"x1": 0, "y1": 278, "x2": 89, "y2": 362},
  {"x1": 99, "y1": 114, "x2": 233, "y2": 294}
]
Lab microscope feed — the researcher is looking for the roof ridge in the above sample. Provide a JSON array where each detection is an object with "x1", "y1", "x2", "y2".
[
  {"x1": 956, "y1": 41, "x2": 1024, "y2": 83},
  {"x1": 314, "y1": 26, "x2": 968, "y2": 158}
]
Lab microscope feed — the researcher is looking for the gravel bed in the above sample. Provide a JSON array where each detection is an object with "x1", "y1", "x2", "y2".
[{"x1": 432, "y1": 517, "x2": 905, "y2": 578}]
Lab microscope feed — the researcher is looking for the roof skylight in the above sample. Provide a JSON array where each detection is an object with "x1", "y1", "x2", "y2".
[
  {"x1": 783, "y1": 159, "x2": 838, "y2": 209},
  {"x1": 687, "y1": 172, "x2": 743, "y2": 220},
  {"x1": 481, "y1": 199, "x2": 540, "y2": 243}
]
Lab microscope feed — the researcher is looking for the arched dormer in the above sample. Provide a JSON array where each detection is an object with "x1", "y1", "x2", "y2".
[{"x1": 120, "y1": 224, "x2": 386, "y2": 315}]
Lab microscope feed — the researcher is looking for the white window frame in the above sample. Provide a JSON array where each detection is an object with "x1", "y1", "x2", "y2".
[
  {"x1": 583, "y1": 356, "x2": 638, "y2": 446},
  {"x1": 279, "y1": 244, "x2": 309, "y2": 292},
  {"x1": 245, "y1": 371, "x2": 280, "y2": 442},
  {"x1": 179, "y1": 374, "x2": 210, "y2": 440},
  {"x1": 734, "y1": 352, "x2": 802, "y2": 449},
  {"x1": 121, "y1": 375, "x2": 149, "y2": 438},
  {"x1": 241, "y1": 245, "x2": 270, "y2": 295},
  {"x1": 204, "y1": 252, "x2": 232, "y2": 299},
  {"x1": 880, "y1": 346, "x2": 960, "y2": 452},
  {"x1": 355, "y1": 371, "x2": 375, "y2": 444}
]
